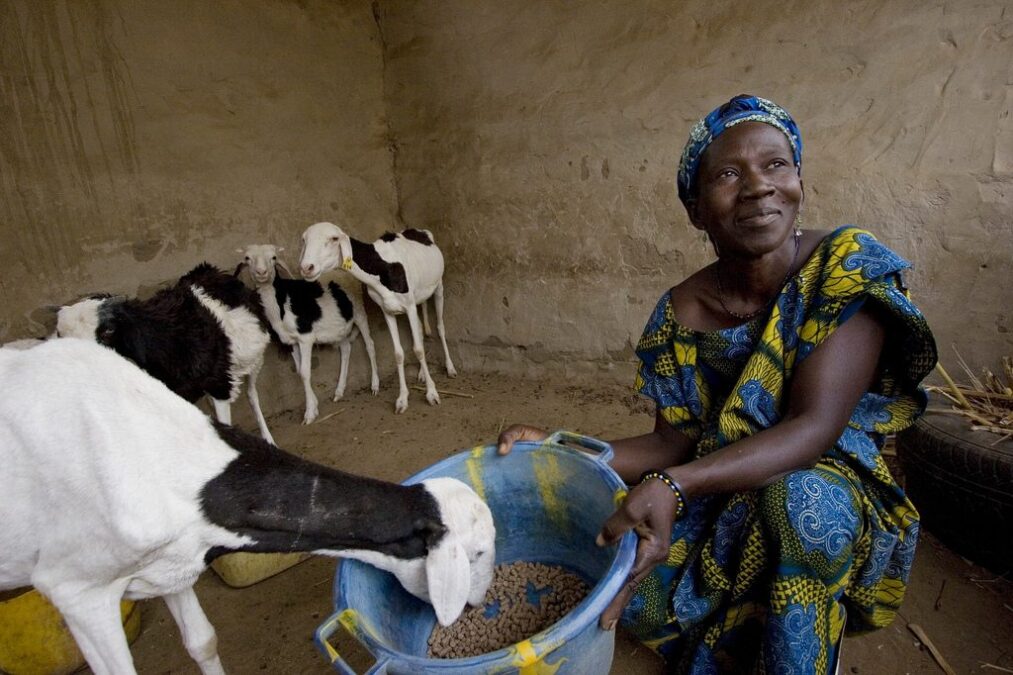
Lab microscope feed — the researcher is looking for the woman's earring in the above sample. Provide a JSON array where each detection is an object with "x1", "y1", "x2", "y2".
[{"x1": 794, "y1": 212, "x2": 803, "y2": 237}]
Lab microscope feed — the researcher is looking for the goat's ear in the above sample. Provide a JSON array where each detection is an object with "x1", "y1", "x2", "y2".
[
  {"x1": 339, "y1": 237, "x2": 354, "y2": 271},
  {"x1": 232, "y1": 262, "x2": 247, "y2": 278},
  {"x1": 426, "y1": 537, "x2": 470, "y2": 627},
  {"x1": 275, "y1": 260, "x2": 294, "y2": 279}
]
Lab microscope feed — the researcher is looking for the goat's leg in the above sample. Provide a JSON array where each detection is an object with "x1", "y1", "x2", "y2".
[
  {"x1": 382, "y1": 311, "x2": 410, "y2": 413},
  {"x1": 333, "y1": 338, "x2": 352, "y2": 401},
  {"x1": 298, "y1": 338, "x2": 319, "y2": 424},
  {"x1": 415, "y1": 303, "x2": 428, "y2": 384},
  {"x1": 354, "y1": 311, "x2": 380, "y2": 395},
  {"x1": 164, "y1": 588, "x2": 226, "y2": 675},
  {"x1": 290, "y1": 343, "x2": 302, "y2": 373},
  {"x1": 47, "y1": 587, "x2": 137, "y2": 675},
  {"x1": 433, "y1": 281, "x2": 458, "y2": 377},
  {"x1": 245, "y1": 366, "x2": 276, "y2": 445},
  {"x1": 210, "y1": 398, "x2": 232, "y2": 425},
  {"x1": 405, "y1": 303, "x2": 440, "y2": 406},
  {"x1": 421, "y1": 298, "x2": 432, "y2": 337}
]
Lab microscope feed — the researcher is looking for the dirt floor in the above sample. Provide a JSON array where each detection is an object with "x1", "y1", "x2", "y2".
[{"x1": 92, "y1": 365, "x2": 1011, "y2": 674}]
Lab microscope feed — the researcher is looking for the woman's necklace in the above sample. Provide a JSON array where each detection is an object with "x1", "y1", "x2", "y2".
[{"x1": 713, "y1": 231, "x2": 801, "y2": 321}]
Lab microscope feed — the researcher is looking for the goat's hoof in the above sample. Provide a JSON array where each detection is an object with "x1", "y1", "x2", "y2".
[
  {"x1": 394, "y1": 400, "x2": 408, "y2": 414},
  {"x1": 303, "y1": 410, "x2": 318, "y2": 424},
  {"x1": 370, "y1": 384, "x2": 380, "y2": 396},
  {"x1": 332, "y1": 391, "x2": 345, "y2": 402},
  {"x1": 446, "y1": 366, "x2": 458, "y2": 378},
  {"x1": 426, "y1": 392, "x2": 441, "y2": 406}
]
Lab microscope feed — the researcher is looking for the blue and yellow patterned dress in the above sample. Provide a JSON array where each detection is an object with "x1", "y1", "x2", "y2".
[{"x1": 624, "y1": 226, "x2": 937, "y2": 673}]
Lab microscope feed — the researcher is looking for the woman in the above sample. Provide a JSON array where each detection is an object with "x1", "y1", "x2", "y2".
[{"x1": 497, "y1": 95, "x2": 937, "y2": 673}]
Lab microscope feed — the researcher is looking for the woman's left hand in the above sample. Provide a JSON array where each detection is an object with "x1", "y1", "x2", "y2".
[{"x1": 595, "y1": 476, "x2": 678, "y2": 630}]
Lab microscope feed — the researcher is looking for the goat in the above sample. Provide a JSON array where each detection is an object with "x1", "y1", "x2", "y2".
[
  {"x1": 54, "y1": 263, "x2": 275, "y2": 445},
  {"x1": 299, "y1": 222, "x2": 457, "y2": 414},
  {"x1": 0, "y1": 338, "x2": 495, "y2": 675},
  {"x1": 236, "y1": 244, "x2": 379, "y2": 425},
  {"x1": 0, "y1": 338, "x2": 46, "y2": 350}
]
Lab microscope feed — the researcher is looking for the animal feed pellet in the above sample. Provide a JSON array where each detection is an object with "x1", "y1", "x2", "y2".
[{"x1": 427, "y1": 561, "x2": 590, "y2": 659}]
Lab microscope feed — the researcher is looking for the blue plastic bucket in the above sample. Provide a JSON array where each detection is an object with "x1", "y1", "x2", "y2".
[{"x1": 314, "y1": 431, "x2": 636, "y2": 674}]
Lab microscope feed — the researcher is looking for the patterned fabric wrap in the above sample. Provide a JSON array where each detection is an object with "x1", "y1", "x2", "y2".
[
  {"x1": 626, "y1": 227, "x2": 937, "y2": 673},
  {"x1": 676, "y1": 94, "x2": 803, "y2": 205}
]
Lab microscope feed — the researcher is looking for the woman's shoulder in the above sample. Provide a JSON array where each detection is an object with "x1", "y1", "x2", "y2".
[
  {"x1": 667, "y1": 264, "x2": 722, "y2": 331},
  {"x1": 806, "y1": 225, "x2": 912, "y2": 278}
]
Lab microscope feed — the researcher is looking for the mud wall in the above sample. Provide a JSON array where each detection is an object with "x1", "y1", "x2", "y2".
[
  {"x1": 379, "y1": 0, "x2": 1013, "y2": 379},
  {"x1": 2, "y1": 0, "x2": 1010, "y2": 402},
  {"x1": 0, "y1": 0, "x2": 397, "y2": 410}
]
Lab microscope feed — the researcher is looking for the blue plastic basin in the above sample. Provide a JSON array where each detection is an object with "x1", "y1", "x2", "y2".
[{"x1": 314, "y1": 431, "x2": 636, "y2": 674}]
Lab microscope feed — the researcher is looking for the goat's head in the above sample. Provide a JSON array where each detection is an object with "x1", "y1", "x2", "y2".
[
  {"x1": 299, "y1": 222, "x2": 353, "y2": 282},
  {"x1": 394, "y1": 477, "x2": 496, "y2": 626},
  {"x1": 237, "y1": 244, "x2": 292, "y2": 286},
  {"x1": 54, "y1": 295, "x2": 116, "y2": 342}
]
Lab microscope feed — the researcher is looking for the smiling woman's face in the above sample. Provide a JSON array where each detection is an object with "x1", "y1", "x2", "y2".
[{"x1": 688, "y1": 121, "x2": 803, "y2": 259}]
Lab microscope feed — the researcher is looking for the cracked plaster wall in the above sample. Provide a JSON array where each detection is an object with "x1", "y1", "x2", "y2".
[
  {"x1": 1, "y1": 0, "x2": 1011, "y2": 403},
  {"x1": 0, "y1": 0, "x2": 398, "y2": 412},
  {"x1": 379, "y1": 0, "x2": 1013, "y2": 379}
]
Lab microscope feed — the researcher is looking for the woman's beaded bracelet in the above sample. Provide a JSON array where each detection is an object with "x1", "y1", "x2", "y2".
[{"x1": 639, "y1": 470, "x2": 687, "y2": 519}]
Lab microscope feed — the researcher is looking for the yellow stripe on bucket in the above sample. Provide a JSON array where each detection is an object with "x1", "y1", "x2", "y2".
[
  {"x1": 466, "y1": 446, "x2": 487, "y2": 501},
  {"x1": 533, "y1": 450, "x2": 568, "y2": 533},
  {"x1": 510, "y1": 639, "x2": 567, "y2": 674}
]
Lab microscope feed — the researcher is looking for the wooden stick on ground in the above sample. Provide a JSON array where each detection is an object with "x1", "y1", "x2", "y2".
[
  {"x1": 411, "y1": 385, "x2": 474, "y2": 399},
  {"x1": 315, "y1": 408, "x2": 345, "y2": 424},
  {"x1": 907, "y1": 623, "x2": 956, "y2": 675}
]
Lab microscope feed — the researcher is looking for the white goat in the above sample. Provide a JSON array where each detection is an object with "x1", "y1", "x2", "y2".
[
  {"x1": 299, "y1": 222, "x2": 457, "y2": 414},
  {"x1": 0, "y1": 338, "x2": 495, "y2": 675},
  {"x1": 236, "y1": 244, "x2": 380, "y2": 424},
  {"x1": 54, "y1": 263, "x2": 275, "y2": 444}
]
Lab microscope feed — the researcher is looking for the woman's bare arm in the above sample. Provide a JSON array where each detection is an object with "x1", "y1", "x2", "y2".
[{"x1": 608, "y1": 411, "x2": 696, "y2": 483}]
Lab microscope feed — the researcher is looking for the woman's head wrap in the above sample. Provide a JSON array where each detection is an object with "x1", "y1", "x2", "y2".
[{"x1": 676, "y1": 94, "x2": 802, "y2": 205}]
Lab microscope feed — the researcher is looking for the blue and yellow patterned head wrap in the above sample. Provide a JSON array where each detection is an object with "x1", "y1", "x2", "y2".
[{"x1": 677, "y1": 94, "x2": 802, "y2": 205}]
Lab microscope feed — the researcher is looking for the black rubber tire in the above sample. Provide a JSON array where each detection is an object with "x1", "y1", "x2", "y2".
[{"x1": 896, "y1": 398, "x2": 1013, "y2": 573}]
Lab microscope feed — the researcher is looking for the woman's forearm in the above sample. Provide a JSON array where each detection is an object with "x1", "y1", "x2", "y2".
[
  {"x1": 609, "y1": 429, "x2": 695, "y2": 484},
  {"x1": 666, "y1": 415, "x2": 835, "y2": 499}
]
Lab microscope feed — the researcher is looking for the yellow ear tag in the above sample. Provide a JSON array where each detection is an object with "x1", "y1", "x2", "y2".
[{"x1": 341, "y1": 258, "x2": 353, "y2": 271}]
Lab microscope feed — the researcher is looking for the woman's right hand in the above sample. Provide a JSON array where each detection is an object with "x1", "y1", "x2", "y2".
[{"x1": 496, "y1": 424, "x2": 549, "y2": 455}]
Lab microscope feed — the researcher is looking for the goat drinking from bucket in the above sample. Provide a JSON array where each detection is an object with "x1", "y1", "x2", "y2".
[{"x1": 0, "y1": 338, "x2": 495, "y2": 675}]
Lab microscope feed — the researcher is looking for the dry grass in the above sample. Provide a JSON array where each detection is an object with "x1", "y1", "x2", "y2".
[{"x1": 927, "y1": 351, "x2": 1012, "y2": 443}]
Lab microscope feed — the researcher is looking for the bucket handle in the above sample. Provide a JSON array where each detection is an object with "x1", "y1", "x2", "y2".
[
  {"x1": 545, "y1": 430, "x2": 614, "y2": 465},
  {"x1": 314, "y1": 610, "x2": 390, "y2": 674}
]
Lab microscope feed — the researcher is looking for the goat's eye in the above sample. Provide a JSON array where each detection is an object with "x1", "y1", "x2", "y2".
[{"x1": 330, "y1": 236, "x2": 339, "y2": 243}]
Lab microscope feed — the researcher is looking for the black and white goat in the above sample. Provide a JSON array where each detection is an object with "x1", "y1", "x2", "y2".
[
  {"x1": 0, "y1": 338, "x2": 495, "y2": 675},
  {"x1": 54, "y1": 263, "x2": 275, "y2": 444},
  {"x1": 299, "y1": 222, "x2": 457, "y2": 414},
  {"x1": 236, "y1": 244, "x2": 379, "y2": 424}
]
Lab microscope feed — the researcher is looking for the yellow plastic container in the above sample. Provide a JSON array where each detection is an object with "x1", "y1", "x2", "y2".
[
  {"x1": 0, "y1": 587, "x2": 141, "y2": 675},
  {"x1": 210, "y1": 551, "x2": 310, "y2": 588}
]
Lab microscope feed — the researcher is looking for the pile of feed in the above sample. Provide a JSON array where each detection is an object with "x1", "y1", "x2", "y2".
[{"x1": 427, "y1": 561, "x2": 590, "y2": 659}]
